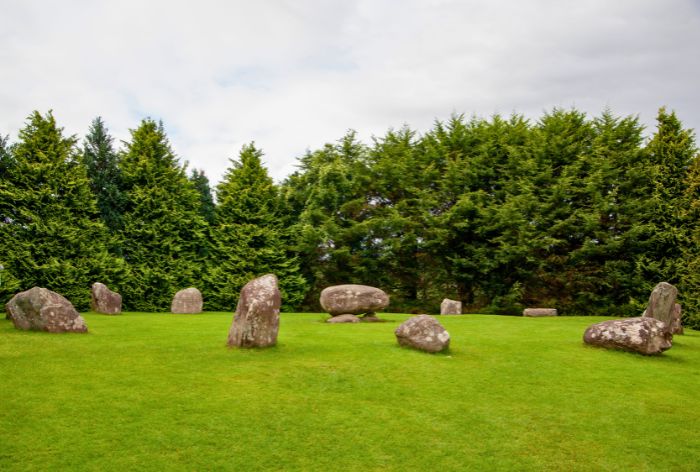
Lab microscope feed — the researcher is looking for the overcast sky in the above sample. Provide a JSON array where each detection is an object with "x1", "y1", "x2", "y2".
[{"x1": 1, "y1": 0, "x2": 699, "y2": 185}]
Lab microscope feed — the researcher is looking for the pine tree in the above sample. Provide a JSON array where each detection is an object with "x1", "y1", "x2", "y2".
[
  {"x1": 118, "y1": 119, "x2": 208, "y2": 311},
  {"x1": 208, "y1": 143, "x2": 306, "y2": 311},
  {"x1": 189, "y1": 169, "x2": 216, "y2": 225},
  {"x1": 0, "y1": 111, "x2": 125, "y2": 308}
]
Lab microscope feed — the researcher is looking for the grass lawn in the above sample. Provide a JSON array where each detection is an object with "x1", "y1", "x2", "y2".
[{"x1": 1, "y1": 312, "x2": 699, "y2": 471}]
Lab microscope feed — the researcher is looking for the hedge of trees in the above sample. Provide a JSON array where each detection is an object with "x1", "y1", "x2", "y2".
[{"x1": 1, "y1": 108, "x2": 698, "y2": 328}]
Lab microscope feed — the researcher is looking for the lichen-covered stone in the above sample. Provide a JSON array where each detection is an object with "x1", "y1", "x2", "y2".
[
  {"x1": 91, "y1": 282, "x2": 122, "y2": 315},
  {"x1": 228, "y1": 274, "x2": 281, "y2": 348},
  {"x1": 440, "y1": 298, "x2": 462, "y2": 315},
  {"x1": 171, "y1": 287, "x2": 203, "y2": 314},
  {"x1": 642, "y1": 282, "x2": 677, "y2": 331},
  {"x1": 395, "y1": 315, "x2": 450, "y2": 353},
  {"x1": 670, "y1": 303, "x2": 684, "y2": 335},
  {"x1": 523, "y1": 308, "x2": 558, "y2": 317},
  {"x1": 5, "y1": 287, "x2": 87, "y2": 333},
  {"x1": 326, "y1": 314, "x2": 360, "y2": 323},
  {"x1": 583, "y1": 317, "x2": 672, "y2": 355},
  {"x1": 320, "y1": 284, "x2": 389, "y2": 316}
]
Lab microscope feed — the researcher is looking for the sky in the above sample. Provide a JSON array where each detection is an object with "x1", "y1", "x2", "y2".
[{"x1": 1, "y1": 0, "x2": 699, "y2": 185}]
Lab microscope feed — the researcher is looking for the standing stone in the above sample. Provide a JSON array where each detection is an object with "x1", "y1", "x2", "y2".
[
  {"x1": 228, "y1": 274, "x2": 281, "y2": 348},
  {"x1": 320, "y1": 284, "x2": 389, "y2": 316},
  {"x1": 670, "y1": 303, "x2": 684, "y2": 335},
  {"x1": 171, "y1": 288, "x2": 203, "y2": 314},
  {"x1": 326, "y1": 314, "x2": 360, "y2": 323},
  {"x1": 395, "y1": 315, "x2": 450, "y2": 353},
  {"x1": 523, "y1": 308, "x2": 558, "y2": 317},
  {"x1": 642, "y1": 282, "x2": 677, "y2": 331},
  {"x1": 5, "y1": 287, "x2": 88, "y2": 333},
  {"x1": 583, "y1": 317, "x2": 672, "y2": 355},
  {"x1": 440, "y1": 298, "x2": 462, "y2": 315},
  {"x1": 91, "y1": 282, "x2": 122, "y2": 315}
]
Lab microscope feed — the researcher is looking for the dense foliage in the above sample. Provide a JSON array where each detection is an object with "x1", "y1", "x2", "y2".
[{"x1": 0, "y1": 108, "x2": 698, "y2": 327}]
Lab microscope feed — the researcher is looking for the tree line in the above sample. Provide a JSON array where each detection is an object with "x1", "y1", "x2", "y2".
[{"x1": 1, "y1": 108, "x2": 698, "y2": 328}]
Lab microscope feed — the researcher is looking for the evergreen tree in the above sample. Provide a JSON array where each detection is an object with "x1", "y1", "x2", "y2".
[
  {"x1": 82, "y1": 117, "x2": 125, "y2": 235},
  {"x1": 118, "y1": 119, "x2": 208, "y2": 311},
  {"x1": 208, "y1": 143, "x2": 306, "y2": 311},
  {"x1": 189, "y1": 168, "x2": 216, "y2": 225},
  {"x1": 0, "y1": 111, "x2": 125, "y2": 308}
]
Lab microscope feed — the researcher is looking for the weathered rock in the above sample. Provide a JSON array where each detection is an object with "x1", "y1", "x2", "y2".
[
  {"x1": 90, "y1": 282, "x2": 122, "y2": 315},
  {"x1": 583, "y1": 317, "x2": 672, "y2": 355},
  {"x1": 319, "y1": 284, "x2": 389, "y2": 316},
  {"x1": 326, "y1": 314, "x2": 360, "y2": 323},
  {"x1": 523, "y1": 308, "x2": 558, "y2": 317},
  {"x1": 228, "y1": 274, "x2": 281, "y2": 348},
  {"x1": 171, "y1": 287, "x2": 203, "y2": 314},
  {"x1": 440, "y1": 298, "x2": 462, "y2": 315},
  {"x1": 360, "y1": 314, "x2": 383, "y2": 322},
  {"x1": 670, "y1": 303, "x2": 684, "y2": 335},
  {"x1": 642, "y1": 282, "x2": 678, "y2": 332},
  {"x1": 5, "y1": 287, "x2": 87, "y2": 333},
  {"x1": 395, "y1": 315, "x2": 450, "y2": 353}
]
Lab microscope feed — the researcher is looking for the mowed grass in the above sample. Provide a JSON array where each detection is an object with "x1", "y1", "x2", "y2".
[{"x1": 1, "y1": 313, "x2": 699, "y2": 471}]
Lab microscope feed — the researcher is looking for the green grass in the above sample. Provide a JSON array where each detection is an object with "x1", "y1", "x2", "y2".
[{"x1": 1, "y1": 312, "x2": 699, "y2": 471}]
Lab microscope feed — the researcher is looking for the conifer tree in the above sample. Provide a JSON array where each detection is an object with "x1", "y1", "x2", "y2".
[
  {"x1": 118, "y1": 119, "x2": 208, "y2": 310},
  {"x1": 208, "y1": 143, "x2": 306, "y2": 311},
  {"x1": 0, "y1": 111, "x2": 124, "y2": 307},
  {"x1": 189, "y1": 168, "x2": 216, "y2": 225}
]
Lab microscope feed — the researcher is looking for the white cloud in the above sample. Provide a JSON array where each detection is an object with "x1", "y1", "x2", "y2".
[{"x1": 1, "y1": 0, "x2": 699, "y2": 186}]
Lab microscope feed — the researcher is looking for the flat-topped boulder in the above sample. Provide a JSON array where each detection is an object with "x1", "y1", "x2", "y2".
[
  {"x1": 440, "y1": 298, "x2": 462, "y2": 315},
  {"x1": 642, "y1": 282, "x2": 678, "y2": 333},
  {"x1": 171, "y1": 287, "x2": 203, "y2": 314},
  {"x1": 5, "y1": 287, "x2": 88, "y2": 333},
  {"x1": 320, "y1": 284, "x2": 389, "y2": 316},
  {"x1": 583, "y1": 317, "x2": 672, "y2": 355},
  {"x1": 523, "y1": 308, "x2": 558, "y2": 317},
  {"x1": 91, "y1": 282, "x2": 122, "y2": 315},
  {"x1": 395, "y1": 315, "x2": 450, "y2": 353},
  {"x1": 228, "y1": 274, "x2": 281, "y2": 348}
]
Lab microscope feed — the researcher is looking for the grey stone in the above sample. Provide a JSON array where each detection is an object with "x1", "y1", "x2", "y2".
[
  {"x1": 320, "y1": 284, "x2": 389, "y2": 316},
  {"x1": 670, "y1": 303, "x2": 684, "y2": 335},
  {"x1": 326, "y1": 314, "x2": 360, "y2": 323},
  {"x1": 642, "y1": 282, "x2": 678, "y2": 332},
  {"x1": 228, "y1": 274, "x2": 281, "y2": 348},
  {"x1": 440, "y1": 298, "x2": 462, "y2": 315},
  {"x1": 395, "y1": 315, "x2": 450, "y2": 353},
  {"x1": 5, "y1": 287, "x2": 87, "y2": 333},
  {"x1": 90, "y1": 282, "x2": 122, "y2": 315},
  {"x1": 583, "y1": 317, "x2": 672, "y2": 355},
  {"x1": 523, "y1": 308, "x2": 558, "y2": 317},
  {"x1": 171, "y1": 287, "x2": 203, "y2": 314}
]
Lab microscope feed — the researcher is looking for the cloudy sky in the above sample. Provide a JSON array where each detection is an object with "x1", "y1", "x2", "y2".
[{"x1": 1, "y1": 0, "x2": 699, "y2": 185}]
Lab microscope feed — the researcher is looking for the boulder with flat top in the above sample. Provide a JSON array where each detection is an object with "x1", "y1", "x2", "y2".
[{"x1": 320, "y1": 284, "x2": 389, "y2": 316}]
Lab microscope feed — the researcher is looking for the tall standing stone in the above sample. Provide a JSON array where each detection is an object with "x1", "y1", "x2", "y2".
[
  {"x1": 91, "y1": 282, "x2": 122, "y2": 315},
  {"x1": 440, "y1": 298, "x2": 462, "y2": 315},
  {"x1": 642, "y1": 282, "x2": 678, "y2": 332},
  {"x1": 227, "y1": 274, "x2": 281, "y2": 348},
  {"x1": 5, "y1": 287, "x2": 88, "y2": 333},
  {"x1": 171, "y1": 288, "x2": 203, "y2": 314}
]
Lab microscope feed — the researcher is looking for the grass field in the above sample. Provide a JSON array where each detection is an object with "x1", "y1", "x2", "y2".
[{"x1": 1, "y1": 312, "x2": 699, "y2": 471}]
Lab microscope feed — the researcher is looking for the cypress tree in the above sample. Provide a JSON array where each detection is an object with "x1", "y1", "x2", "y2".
[
  {"x1": 208, "y1": 143, "x2": 306, "y2": 311},
  {"x1": 0, "y1": 111, "x2": 124, "y2": 308},
  {"x1": 189, "y1": 168, "x2": 216, "y2": 225},
  {"x1": 118, "y1": 119, "x2": 208, "y2": 311}
]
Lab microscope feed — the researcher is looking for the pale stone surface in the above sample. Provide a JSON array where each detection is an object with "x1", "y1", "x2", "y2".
[
  {"x1": 395, "y1": 314, "x2": 450, "y2": 353},
  {"x1": 320, "y1": 284, "x2": 389, "y2": 316},
  {"x1": 583, "y1": 317, "x2": 672, "y2": 355},
  {"x1": 440, "y1": 298, "x2": 462, "y2": 315},
  {"x1": 326, "y1": 314, "x2": 360, "y2": 323},
  {"x1": 5, "y1": 287, "x2": 88, "y2": 333},
  {"x1": 642, "y1": 282, "x2": 678, "y2": 332},
  {"x1": 90, "y1": 282, "x2": 122, "y2": 315},
  {"x1": 670, "y1": 303, "x2": 684, "y2": 335},
  {"x1": 523, "y1": 308, "x2": 558, "y2": 317},
  {"x1": 171, "y1": 288, "x2": 203, "y2": 314},
  {"x1": 228, "y1": 274, "x2": 281, "y2": 348}
]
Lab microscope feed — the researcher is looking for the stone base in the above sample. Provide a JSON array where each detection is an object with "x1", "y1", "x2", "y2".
[{"x1": 523, "y1": 308, "x2": 557, "y2": 317}]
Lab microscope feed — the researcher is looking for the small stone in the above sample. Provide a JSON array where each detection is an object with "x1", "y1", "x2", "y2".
[
  {"x1": 171, "y1": 288, "x2": 203, "y2": 314},
  {"x1": 90, "y1": 282, "x2": 122, "y2": 315},
  {"x1": 583, "y1": 317, "x2": 672, "y2": 355},
  {"x1": 5, "y1": 287, "x2": 87, "y2": 333},
  {"x1": 523, "y1": 308, "x2": 558, "y2": 317},
  {"x1": 440, "y1": 298, "x2": 462, "y2": 315},
  {"x1": 326, "y1": 314, "x2": 360, "y2": 323},
  {"x1": 228, "y1": 274, "x2": 281, "y2": 348},
  {"x1": 360, "y1": 314, "x2": 383, "y2": 322},
  {"x1": 320, "y1": 284, "x2": 389, "y2": 316},
  {"x1": 395, "y1": 315, "x2": 450, "y2": 353}
]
